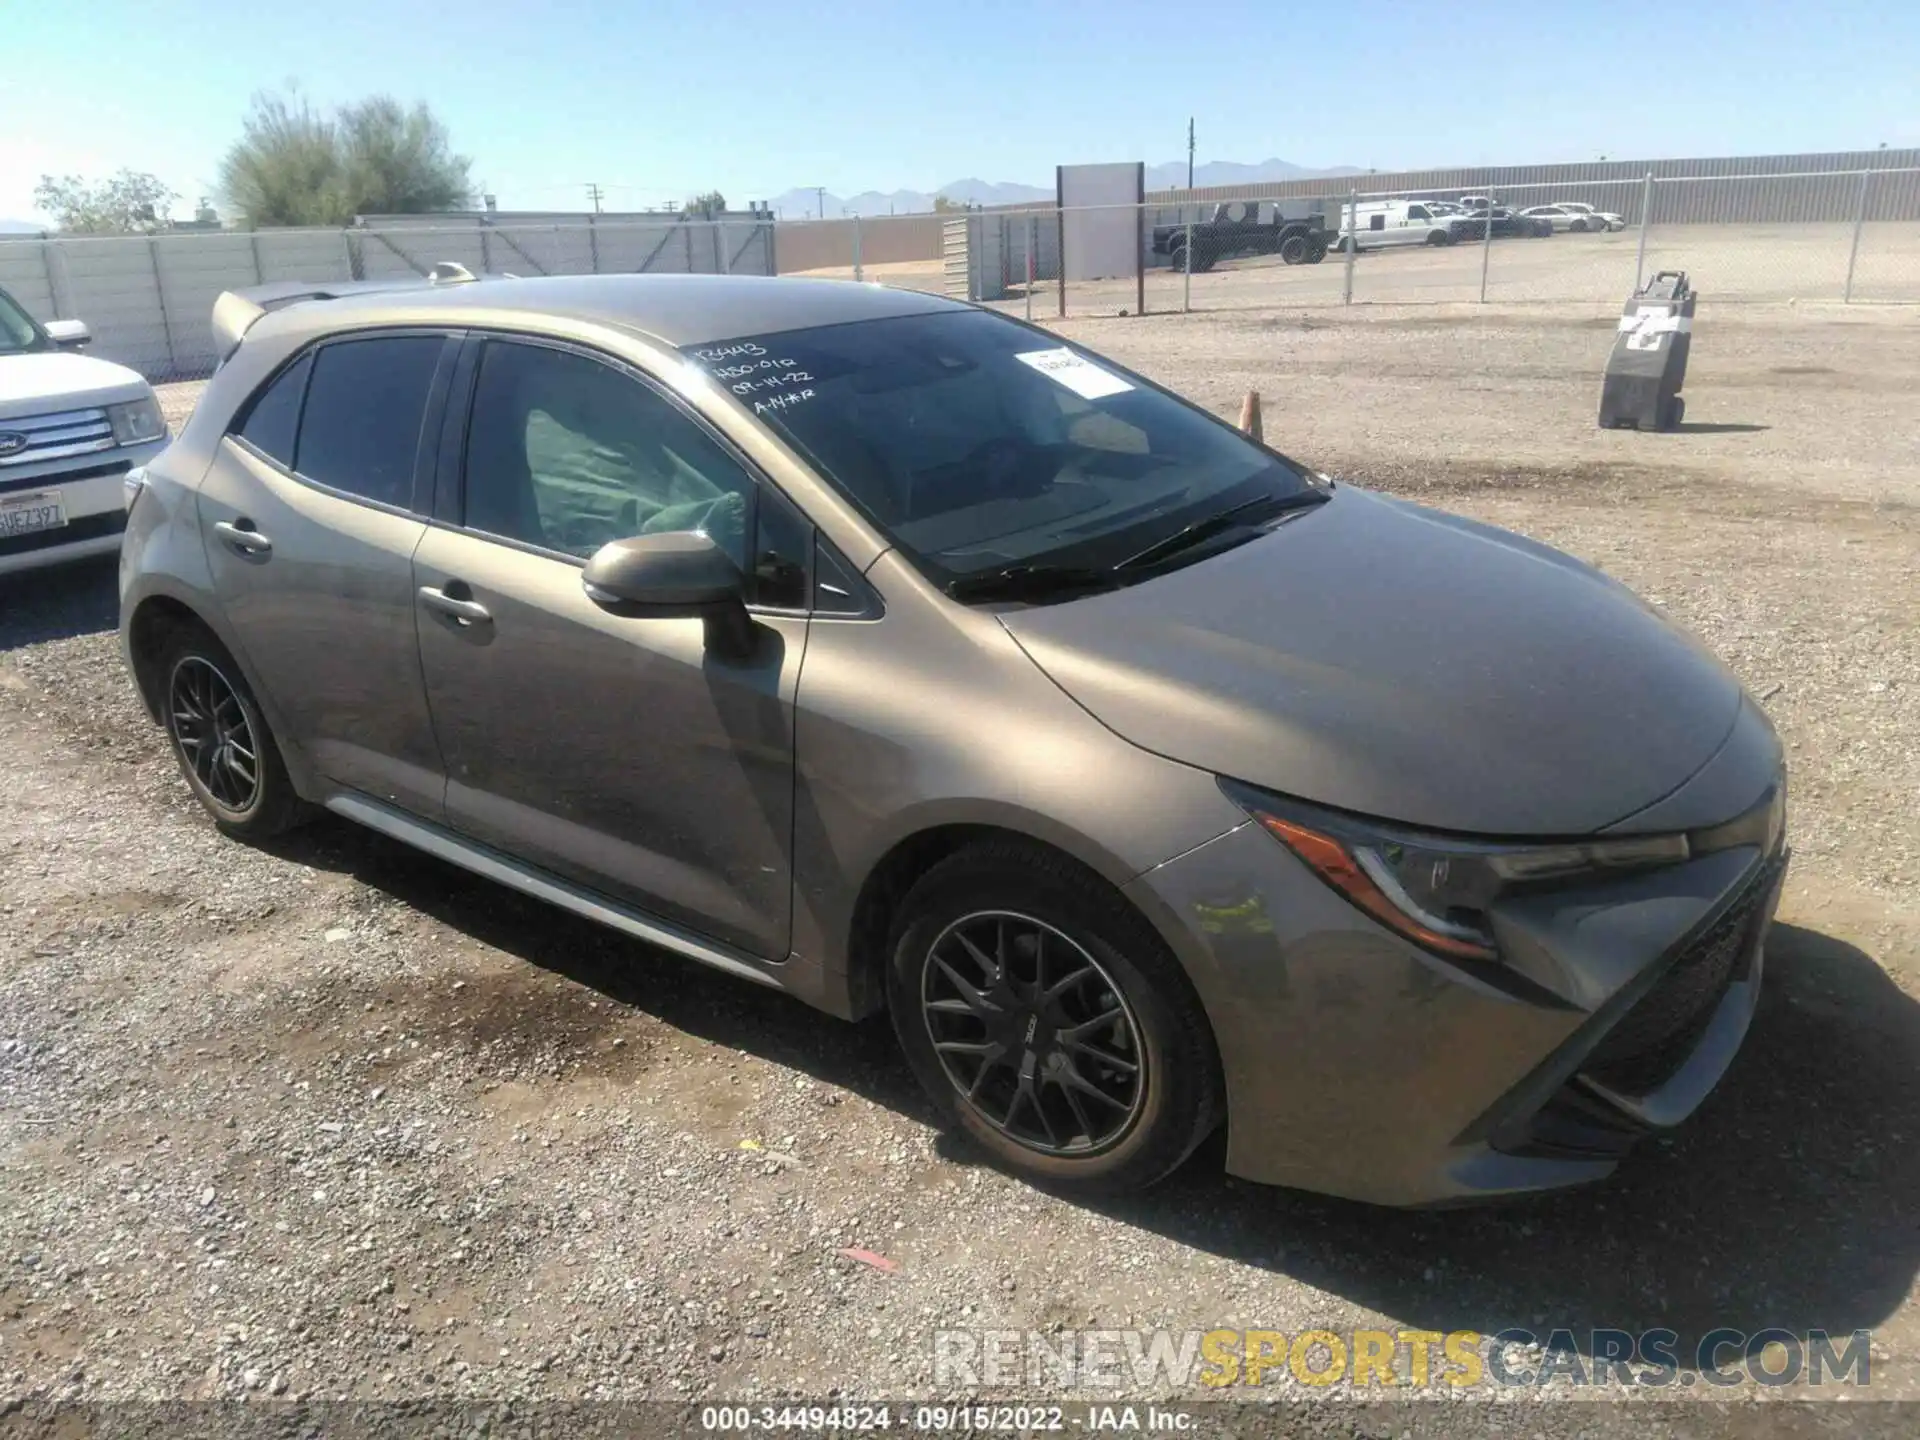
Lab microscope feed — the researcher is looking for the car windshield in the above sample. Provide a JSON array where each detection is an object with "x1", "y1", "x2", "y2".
[
  {"x1": 684, "y1": 308, "x2": 1315, "y2": 588},
  {"x1": 0, "y1": 288, "x2": 48, "y2": 355}
]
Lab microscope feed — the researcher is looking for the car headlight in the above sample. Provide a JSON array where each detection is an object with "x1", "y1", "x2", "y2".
[
  {"x1": 108, "y1": 397, "x2": 167, "y2": 446},
  {"x1": 1225, "y1": 784, "x2": 1690, "y2": 962}
]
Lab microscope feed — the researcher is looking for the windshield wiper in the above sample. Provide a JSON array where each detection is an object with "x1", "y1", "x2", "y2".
[
  {"x1": 945, "y1": 563, "x2": 1119, "y2": 603},
  {"x1": 1114, "y1": 489, "x2": 1328, "y2": 572}
]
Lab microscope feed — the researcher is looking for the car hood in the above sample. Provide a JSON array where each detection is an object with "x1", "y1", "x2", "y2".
[
  {"x1": 999, "y1": 486, "x2": 1745, "y2": 837},
  {"x1": 0, "y1": 351, "x2": 151, "y2": 418}
]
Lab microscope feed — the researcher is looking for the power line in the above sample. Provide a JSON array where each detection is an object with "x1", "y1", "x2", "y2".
[{"x1": 585, "y1": 183, "x2": 604, "y2": 214}]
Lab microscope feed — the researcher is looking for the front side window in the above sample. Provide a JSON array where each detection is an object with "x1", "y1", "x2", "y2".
[
  {"x1": 685, "y1": 309, "x2": 1316, "y2": 590},
  {"x1": 294, "y1": 336, "x2": 444, "y2": 507},
  {"x1": 462, "y1": 340, "x2": 753, "y2": 566},
  {"x1": 0, "y1": 288, "x2": 47, "y2": 355}
]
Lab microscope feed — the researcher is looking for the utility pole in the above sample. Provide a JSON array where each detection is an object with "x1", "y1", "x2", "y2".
[
  {"x1": 1187, "y1": 117, "x2": 1195, "y2": 190},
  {"x1": 812, "y1": 186, "x2": 827, "y2": 219},
  {"x1": 586, "y1": 183, "x2": 604, "y2": 214}
]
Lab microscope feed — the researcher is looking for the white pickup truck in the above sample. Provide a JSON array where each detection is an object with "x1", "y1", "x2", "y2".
[{"x1": 1, "y1": 284, "x2": 170, "y2": 576}]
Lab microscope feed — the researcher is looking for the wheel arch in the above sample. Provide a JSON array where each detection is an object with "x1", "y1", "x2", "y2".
[
  {"x1": 838, "y1": 808, "x2": 1201, "y2": 1022},
  {"x1": 126, "y1": 592, "x2": 215, "y2": 724},
  {"x1": 123, "y1": 585, "x2": 318, "y2": 796}
]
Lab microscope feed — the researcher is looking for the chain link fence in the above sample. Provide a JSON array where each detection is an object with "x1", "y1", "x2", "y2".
[
  {"x1": 789, "y1": 166, "x2": 1920, "y2": 318},
  {"x1": 3, "y1": 168, "x2": 1915, "y2": 386}
]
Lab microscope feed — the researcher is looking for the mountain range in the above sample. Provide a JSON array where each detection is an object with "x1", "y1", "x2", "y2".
[{"x1": 767, "y1": 158, "x2": 1362, "y2": 218}]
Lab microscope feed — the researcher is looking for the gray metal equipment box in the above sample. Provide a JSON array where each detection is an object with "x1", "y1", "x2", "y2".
[{"x1": 1599, "y1": 271, "x2": 1695, "y2": 431}]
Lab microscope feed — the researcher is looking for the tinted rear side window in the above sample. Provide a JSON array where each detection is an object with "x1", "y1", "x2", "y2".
[
  {"x1": 235, "y1": 352, "x2": 312, "y2": 467},
  {"x1": 294, "y1": 337, "x2": 444, "y2": 508}
]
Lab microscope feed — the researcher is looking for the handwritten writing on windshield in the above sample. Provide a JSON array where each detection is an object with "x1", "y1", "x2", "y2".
[
  {"x1": 692, "y1": 343, "x2": 820, "y2": 411},
  {"x1": 753, "y1": 389, "x2": 816, "y2": 415}
]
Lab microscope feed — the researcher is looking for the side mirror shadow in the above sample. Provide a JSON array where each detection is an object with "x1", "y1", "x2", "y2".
[
  {"x1": 43, "y1": 319, "x2": 91, "y2": 350},
  {"x1": 582, "y1": 530, "x2": 756, "y2": 657}
]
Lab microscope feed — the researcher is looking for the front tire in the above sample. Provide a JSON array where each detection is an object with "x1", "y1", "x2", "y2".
[
  {"x1": 886, "y1": 841, "x2": 1221, "y2": 1194},
  {"x1": 1280, "y1": 235, "x2": 1309, "y2": 265},
  {"x1": 159, "y1": 626, "x2": 306, "y2": 839}
]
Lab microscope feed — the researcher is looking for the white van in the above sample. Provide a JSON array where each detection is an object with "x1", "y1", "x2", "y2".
[{"x1": 1332, "y1": 200, "x2": 1465, "y2": 251}]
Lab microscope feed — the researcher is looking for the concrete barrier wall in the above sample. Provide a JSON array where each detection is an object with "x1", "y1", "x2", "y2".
[{"x1": 0, "y1": 218, "x2": 775, "y2": 380}]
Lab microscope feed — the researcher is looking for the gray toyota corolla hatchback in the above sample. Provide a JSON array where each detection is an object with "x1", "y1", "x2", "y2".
[{"x1": 120, "y1": 273, "x2": 1787, "y2": 1205}]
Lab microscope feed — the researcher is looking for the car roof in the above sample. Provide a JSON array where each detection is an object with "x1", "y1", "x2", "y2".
[{"x1": 223, "y1": 272, "x2": 964, "y2": 358}]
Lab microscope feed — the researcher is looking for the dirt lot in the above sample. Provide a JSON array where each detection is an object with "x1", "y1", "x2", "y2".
[{"x1": 3, "y1": 299, "x2": 1918, "y2": 1428}]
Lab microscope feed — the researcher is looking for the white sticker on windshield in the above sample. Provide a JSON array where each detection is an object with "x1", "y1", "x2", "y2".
[{"x1": 1013, "y1": 347, "x2": 1134, "y2": 400}]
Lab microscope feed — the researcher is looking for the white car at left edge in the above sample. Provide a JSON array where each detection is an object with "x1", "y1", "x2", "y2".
[{"x1": 1, "y1": 283, "x2": 169, "y2": 576}]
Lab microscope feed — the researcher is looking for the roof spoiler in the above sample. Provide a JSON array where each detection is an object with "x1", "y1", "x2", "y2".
[{"x1": 210, "y1": 263, "x2": 482, "y2": 363}]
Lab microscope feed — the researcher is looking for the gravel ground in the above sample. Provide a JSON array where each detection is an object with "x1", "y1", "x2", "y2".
[{"x1": 3, "y1": 302, "x2": 1918, "y2": 1434}]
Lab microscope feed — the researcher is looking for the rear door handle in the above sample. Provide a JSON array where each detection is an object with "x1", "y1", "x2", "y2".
[
  {"x1": 418, "y1": 585, "x2": 492, "y2": 626},
  {"x1": 213, "y1": 519, "x2": 272, "y2": 556}
]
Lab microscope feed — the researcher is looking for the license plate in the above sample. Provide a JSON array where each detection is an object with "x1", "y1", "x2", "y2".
[{"x1": 0, "y1": 490, "x2": 67, "y2": 538}]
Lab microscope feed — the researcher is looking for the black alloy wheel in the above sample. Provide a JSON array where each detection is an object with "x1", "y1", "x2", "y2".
[
  {"x1": 886, "y1": 839, "x2": 1221, "y2": 1194},
  {"x1": 920, "y1": 910, "x2": 1145, "y2": 1155},
  {"x1": 158, "y1": 626, "x2": 307, "y2": 838},
  {"x1": 169, "y1": 655, "x2": 261, "y2": 813}
]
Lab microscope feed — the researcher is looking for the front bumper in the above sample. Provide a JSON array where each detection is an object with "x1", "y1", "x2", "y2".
[
  {"x1": 1128, "y1": 801, "x2": 1787, "y2": 1207},
  {"x1": 0, "y1": 439, "x2": 166, "y2": 577}
]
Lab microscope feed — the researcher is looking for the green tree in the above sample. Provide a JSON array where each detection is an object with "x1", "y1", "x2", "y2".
[
  {"x1": 932, "y1": 194, "x2": 967, "y2": 213},
  {"x1": 218, "y1": 90, "x2": 349, "y2": 227},
  {"x1": 33, "y1": 170, "x2": 177, "y2": 233},
  {"x1": 684, "y1": 191, "x2": 727, "y2": 218},
  {"x1": 219, "y1": 89, "x2": 471, "y2": 227},
  {"x1": 337, "y1": 96, "x2": 473, "y2": 216}
]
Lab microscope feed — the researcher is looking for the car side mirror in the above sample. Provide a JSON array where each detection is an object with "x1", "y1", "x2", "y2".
[
  {"x1": 44, "y1": 319, "x2": 91, "y2": 350},
  {"x1": 582, "y1": 530, "x2": 756, "y2": 657}
]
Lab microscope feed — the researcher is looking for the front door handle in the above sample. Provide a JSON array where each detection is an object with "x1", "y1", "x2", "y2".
[
  {"x1": 418, "y1": 585, "x2": 492, "y2": 626},
  {"x1": 213, "y1": 519, "x2": 272, "y2": 557}
]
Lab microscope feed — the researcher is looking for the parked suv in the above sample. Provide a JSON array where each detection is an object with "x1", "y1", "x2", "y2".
[
  {"x1": 120, "y1": 272, "x2": 1787, "y2": 1205},
  {"x1": 2, "y1": 285, "x2": 169, "y2": 575}
]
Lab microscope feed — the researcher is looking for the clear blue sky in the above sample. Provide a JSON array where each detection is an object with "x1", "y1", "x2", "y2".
[{"x1": 6, "y1": 0, "x2": 1915, "y2": 221}]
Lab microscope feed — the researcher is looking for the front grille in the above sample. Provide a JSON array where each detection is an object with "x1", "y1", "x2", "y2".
[
  {"x1": 0, "y1": 456, "x2": 131, "y2": 497},
  {"x1": 1580, "y1": 855, "x2": 1780, "y2": 1095},
  {"x1": 0, "y1": 506, "x2": 127, "y2": 559},
  {"x1": 1511, "y1": 1084, "x2": 1646, "y2": 1160},
  {"x1": 0, "y1": 408, "x2": 116, "y2": 468}
]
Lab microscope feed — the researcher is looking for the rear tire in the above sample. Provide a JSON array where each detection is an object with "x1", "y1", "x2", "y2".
[
  {"x1": 159, "y1": 625, "x2": 307, "y2": 840},
  {"x1": 1570, "y1": 218, "x2": 1589, "y2": 233},
  {"x1": 886, "y1": 840, "x2": 1221, "y2": 1195}
]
